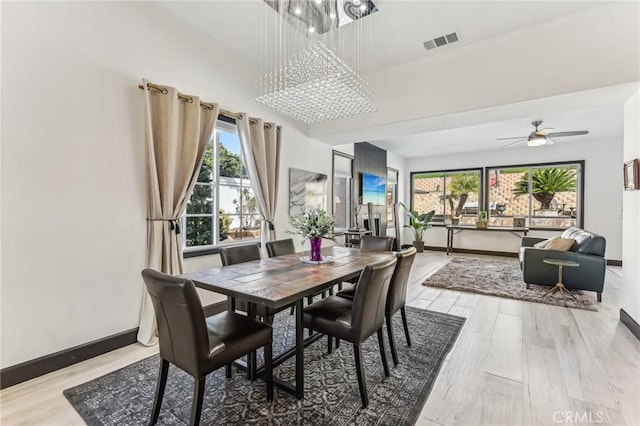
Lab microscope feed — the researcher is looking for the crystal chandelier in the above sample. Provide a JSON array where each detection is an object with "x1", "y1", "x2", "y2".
[{"x1": 257, "y1": 0, "x2": 377, "y2": 124}]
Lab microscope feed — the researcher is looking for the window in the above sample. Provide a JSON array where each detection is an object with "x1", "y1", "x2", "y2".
[
  {"x1": 487, "y1": 162, "x2": 582, "y2": 229},
  {"x1": 184, "y1": 119, "x2": 260, "y2": 251},
  {"x1": 411, "y1": 169, "x2": 481, "y2": 225},
  {"x1": 332, "y1": 151, "x2": 353, "y2": 230},
  {"x1": 387, "y1": 168, "x2": 398, "y2": 228}
]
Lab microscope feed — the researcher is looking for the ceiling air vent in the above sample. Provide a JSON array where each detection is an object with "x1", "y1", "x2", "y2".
[{"x1": 423, "y1": 32, "x2": 459, "y2": 50}]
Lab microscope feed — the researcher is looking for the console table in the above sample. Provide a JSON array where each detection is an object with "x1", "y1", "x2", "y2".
[{"x1": 446, "y1": 225, "x2": 529, "y2": 255}]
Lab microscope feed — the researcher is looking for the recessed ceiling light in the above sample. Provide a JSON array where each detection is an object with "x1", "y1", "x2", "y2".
[
  {"x1": 294, "y1": 7, "x2": 301, "y2": 15},
  {"x1": 314, "y1": 0, "x2": 322, "y2": 4},
  {"x1": 360, "y1": 4, "x2": 367, "y2": 11},
  {"x1": 308, "y1": 26, "x2": 315, "y2": 33},
  {"x1": 329, "y1": 12, "x2": 336, "y2": 19}
]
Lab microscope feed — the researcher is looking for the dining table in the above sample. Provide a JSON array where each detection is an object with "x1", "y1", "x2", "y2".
[{"x1": 180, "y1": 245, "x2": 394, "y2": 399}]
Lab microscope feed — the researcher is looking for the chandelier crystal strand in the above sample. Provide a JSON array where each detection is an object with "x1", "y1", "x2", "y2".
[{"x1": 257, "y1": 0, "x2": 376, "y2": 124}]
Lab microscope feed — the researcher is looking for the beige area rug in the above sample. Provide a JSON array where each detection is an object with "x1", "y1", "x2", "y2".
[{"x1": 423, "y1": 256, "x2": 597, "y2": 311}]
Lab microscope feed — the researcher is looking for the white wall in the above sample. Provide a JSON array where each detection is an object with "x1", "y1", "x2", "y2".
[
  {"x1": 0, "y1": 2, "x2": 333, "y2": 368},
  {"x1": 621, "y1": 90, "x2": 640, "y2": 323},
  {"x1": 404, "y1": 137, "x2": 623, "y2": 260}
]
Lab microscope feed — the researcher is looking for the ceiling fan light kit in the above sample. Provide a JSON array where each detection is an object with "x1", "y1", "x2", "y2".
[{"x1": 527, "y1": 134, "x2": 547, "y2": 147}]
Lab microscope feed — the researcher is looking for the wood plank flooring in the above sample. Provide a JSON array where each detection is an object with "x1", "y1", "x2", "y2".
[{"x1": 1, "y1": 251, "x2": 638, "y2": 426}]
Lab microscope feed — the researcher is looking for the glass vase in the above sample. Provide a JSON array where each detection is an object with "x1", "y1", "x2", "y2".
[{"x1": 309, "y1": 237, "x2": 323, "y2": 262}]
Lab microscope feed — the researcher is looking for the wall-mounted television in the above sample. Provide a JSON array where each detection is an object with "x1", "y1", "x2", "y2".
[{"x1": 361, "y1": 172, "x2": 386, "y2": 206}]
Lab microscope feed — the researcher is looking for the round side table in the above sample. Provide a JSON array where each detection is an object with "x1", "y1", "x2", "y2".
[{"x1": 542, "y1": 258, "x2": 580, "y2": 301}]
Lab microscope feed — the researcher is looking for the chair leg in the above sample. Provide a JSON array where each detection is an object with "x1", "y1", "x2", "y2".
[
  {"x1": 189, "y1": 378, "x2": 206, "y2": 426},
  {"x1": 264, "y1": 342, "x2": 274, "y2": 402},
  {"x1": 290, "y1": 306, "x2": 295, "y2": 315},
  {"x1": 597, "y1": 292, "x2": 602, "y2": 303},
  {"x1": 386, "y1": 315, "x2": 399, "y2": 366},
  {"x1": 327, "y1": 335, "x2": 333, "y2": 354},
  {"x1": 149, "y1": 358, "x2": 169, "y2": 426},
  {"x1": 400, "y1": 306, "x2": 412, "y2": 347},
  {"x1": 225, "y1": 364, "x2": 232, "y2": 379},
  {"x1": 353, "y1": 344, "x2": 369, "y2": 408},
  {"x1": 377, "y1": 328, "x2": 390, "y2": 377},
  {"x1": 336, "y1": 338, "x2": 340, "y2": 348}
]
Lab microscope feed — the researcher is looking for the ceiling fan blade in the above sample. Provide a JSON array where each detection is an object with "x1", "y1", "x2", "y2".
[
  {"x1": 535, "y1": 128, "x2": 554, "y2": 136},
  {"x1": 546, "y1": 138, "x2": 556, "y2": 145},
  {"x1": 502, "y1": 139, "x2": 526, "y2": 148},
  {"x1": 546, "y1": 130, "x2": 589, "y2": 138},
  {"x1": 496, "y1": 136, "x2": 527, "y2": 140}
]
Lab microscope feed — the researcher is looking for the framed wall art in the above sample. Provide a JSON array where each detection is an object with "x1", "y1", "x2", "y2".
[
  {"x1": 289, "y1": 168, "x2": 328, "y2": 216},
  {"x1": 623, "y1": 159, "x2": 639, "y2": 191}
]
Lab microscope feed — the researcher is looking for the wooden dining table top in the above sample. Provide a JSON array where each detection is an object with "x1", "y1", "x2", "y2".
[{"x1": 181, "y1": 245, "x2": 395, "y2": 310}]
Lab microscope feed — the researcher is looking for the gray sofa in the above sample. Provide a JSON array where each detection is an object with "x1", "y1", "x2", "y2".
[{"x1": 519, "y1": 227, "x2": 606, "y2": 302}]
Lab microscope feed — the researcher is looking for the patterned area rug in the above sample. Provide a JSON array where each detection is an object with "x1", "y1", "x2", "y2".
[
  {"x1": 423, "y1": 256, "x2": 597, "y2": 311},
  {"x1": 64, "y1": 307, "x2": 465, "y2": 425}
]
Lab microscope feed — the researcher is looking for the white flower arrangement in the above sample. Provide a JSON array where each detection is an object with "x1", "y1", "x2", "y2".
[{"x1": 288, "y1": 208, "x2": 337, "y2": 242}]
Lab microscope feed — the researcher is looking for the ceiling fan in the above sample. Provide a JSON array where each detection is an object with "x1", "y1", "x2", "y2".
[{"x1": 497, "y1": 120, "x2": 589, "y2": 148}]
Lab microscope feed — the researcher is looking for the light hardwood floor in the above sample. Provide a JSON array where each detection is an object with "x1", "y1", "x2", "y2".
[{"x1": 1, "y1": 252, "x2": 638, "y2": 425}]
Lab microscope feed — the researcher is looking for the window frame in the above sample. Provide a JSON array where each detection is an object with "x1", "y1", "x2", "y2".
[
  {"x1": 484, "y1": 160, "x2": 584, "y2": 230},
  {"x1": 410, "y1": 161, "x2": 584, "y2": 231},
  {"x1": 410, "y1": 167, "x2": 483, "y2": 225},
  {"x1": 183, "y1": 117, "x2": 260, "y2": 256}
]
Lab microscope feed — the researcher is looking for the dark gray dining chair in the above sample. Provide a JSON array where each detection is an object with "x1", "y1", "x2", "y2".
[
  {"x1": 303, "y1": 256, "x2": 397, "y2": 408},
  {"x1": 141, "y1": 268, "x2": 273, "y2": 426},
  {"x1": 336, "y1": 247, "x2": 417, "y2": 365},
  {"x1": 360, "y1": 235, "x2": 395, "y2": 251},
  {"x1": 265, "y1": 238, "x2": 295, "y2": 257},
  {"x1": 343, "y1": 235, "x2": 395, "y2": 289}
]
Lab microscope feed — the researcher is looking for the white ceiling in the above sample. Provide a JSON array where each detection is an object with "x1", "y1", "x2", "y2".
[
  {"x1": 156, "y1": 1, "x2": 638, "y2": 158},
  {"x1": 371, "y1": 103, "x2": 623, "y2": 158},
  {"x1": 157, "y1": 1, "x2": 607, "y2": 73}
]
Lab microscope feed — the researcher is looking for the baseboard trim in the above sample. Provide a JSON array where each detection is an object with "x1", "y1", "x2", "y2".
[
  {"x1": 0, "y1": 300, "x2": 230, "y2": 390},
  {"x1": 620, "y1": 309, "x2": 640, "y2": 341},
  {"x1": 0, "y1": 328, "x2": 139, "y2": 390},
  {"x1": 425, "y1": 246, "x2": 519, "y2": 258},
  {"x1": 607, "y1": 259, "x2": 622, "y2": 266}
]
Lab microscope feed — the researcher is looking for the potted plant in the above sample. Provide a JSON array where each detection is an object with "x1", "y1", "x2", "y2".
[
  {"x1": 476, "y1": 210, "x2": 488, "y2": 229},
  {"x1": 288, "y1": 208, "x2": 336, "y2": 262},
  {"x1": 400, "y1": 203, "x2": 435, "y2": 253}
]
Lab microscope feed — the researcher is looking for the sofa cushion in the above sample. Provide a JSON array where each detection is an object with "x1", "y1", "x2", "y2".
[
  {"x1": 545, "y1": 237, "x2": 575, "y2": 251},
  {"x1": 561, "y1": 227, "x2": 606, "y2": 256},
  {"x1": 533, "y1": 237, "x2": 554, "y2": 248}
]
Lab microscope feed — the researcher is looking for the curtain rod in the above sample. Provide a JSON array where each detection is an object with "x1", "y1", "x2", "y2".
[{"x1": 138, "y1": 82, "x2": 279, "y2": 130}]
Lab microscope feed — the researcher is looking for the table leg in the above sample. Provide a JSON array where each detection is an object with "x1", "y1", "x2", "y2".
[
  {"x1": 559, "y1": 286, "x2": 578, "y2": 301},
  {"x1": 247, "y1": 303, "x2": 256, "y2": 381},
  {"x1": 447, "y1": 228, "x2": 452, "y2": 255},
  {"x1": 557, "y1": 265, "x2": 563, "y2": 285},
  {"x1": 543, "y1": 285, "x2": 559, "y2": 297},
  {"x1": 295, "y1": 298, "x2": 304, "y2": 399}
]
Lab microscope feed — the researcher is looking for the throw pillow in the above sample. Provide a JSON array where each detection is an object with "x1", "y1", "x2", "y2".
[
  {"x1": 533, "y1": 236, "x2": 557, "y2": 248},
  {"x1": 545, "y1": 237, "x2": 575, "y2": 251}
]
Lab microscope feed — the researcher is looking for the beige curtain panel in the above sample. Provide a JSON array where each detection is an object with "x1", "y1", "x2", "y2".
[
  {"x1": 138, "y1": 79, "x2": 218, "y2": 345},
  {"x1": 237, "y1": 115, "x2": 282, "y2": 255}
]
